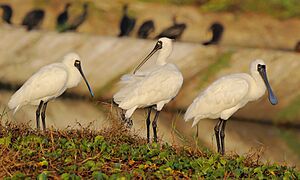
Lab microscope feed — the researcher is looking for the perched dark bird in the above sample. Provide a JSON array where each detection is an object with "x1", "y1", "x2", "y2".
[
  {"x1": 202, "y1": 22, "x2": 224, "y2": 46},
  {"x1": 64, "y1": 3, "x2": 88, "y2": 32},
  {"x1": 0, "y1": 4, "x2": 13, "y2": 24},
  {"x1": 294, "y1": 41, "x2": 300, "y2": 52},
  {"x1": 118, "y1": 4, "x2": 136, "y2": 37},
  {"x1": 156, "y1": 16, "x2": 186, "y2": 40},
  {"x1": 22, "y1": 9, "x2": 45, "y2": 31},
  {"x1": 137, "y1": 20, "x2": 155, "y2": 39},
  {"x1": 56, "y1": 3, "x2": 71, "y2": 32}
]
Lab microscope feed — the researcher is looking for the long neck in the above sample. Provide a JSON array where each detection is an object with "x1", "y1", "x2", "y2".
[
  {"x1": 65, "y1": 65, "x2": 82, "y2": 88},
  {"x1": 123, "y1": 6, "x2": 128, "y2": 15},
  {"x1": 83, "y1": 7, "x2": 88, "y2": 16},
  {"x1": 156, "y1": 51, "x2": 169, "y2": 66},
  {"x1": 250, "y1": 70, "x2": 266, "y2": 98}
]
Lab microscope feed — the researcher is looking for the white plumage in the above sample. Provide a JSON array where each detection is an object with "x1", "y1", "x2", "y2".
[
  {"x1": 113, "y1": 37, "x2": 183, "y2": 142},
  {"x1": 8, "y1": 52, "x2": 94, "y2": 130},
  {"x1": 114, "y1": 38, "x2": 183, "y2": 118},
  {"x1": 184, "y1": 59, "x2": 278, "y2": 154}
]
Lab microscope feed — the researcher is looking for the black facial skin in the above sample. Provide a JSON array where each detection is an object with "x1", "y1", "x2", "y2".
[
  {"x1": 74, "y1": 60, "x2": 94, "y2": 98},
  {"x1": 133, "y1": 40, "x2": 163, "y2": 74},
  {"x1": 257, "y1": 64, "x2": 278, "y2": 105}
]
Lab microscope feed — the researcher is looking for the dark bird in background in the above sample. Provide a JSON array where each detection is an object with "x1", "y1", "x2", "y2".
[
  {"x1": 156, "y1": 16, "x2": 186, "y2": 40},
  {"x1": 202, "y1": 22, "x2": 224, "y2": 46},
  {"x1": 137, "y1": 20, "x2": 155, "y2": 39},
  {"x1": 56, "y1": 3, "x2": 71, "y2": 32},
  {"x1": 65, "y1": 3, "x2": 88, "y2": 32},
  {"x1": 294, "y1": 41, "x2": 300, "y2": 52},
  {"x1": 0, "y1": 4, "x2": 13, "y2": 24},
  {"x1": 22, "y1": 9, "x2": 45, "y2": 31},
  {"x1": 118, "y1": 4, "x2": 136, "y2": 37}
]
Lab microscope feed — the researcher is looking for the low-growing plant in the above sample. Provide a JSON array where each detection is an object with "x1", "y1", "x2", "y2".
[{"x1": 0, "y1": 123, "x2": 299, "y2": 179}]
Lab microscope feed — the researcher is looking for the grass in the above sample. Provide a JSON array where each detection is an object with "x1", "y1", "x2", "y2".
[
  {"x1": 137, "y1": 0, "x2": 198, "y2": 5},
  {"x1": 200, "y1": 0, "x2": 300, "y2": 19},
  {"x1": 139, "y1": 0, "x2": 300, "y2": 18},
  {"x1": 0, "y1": 123, "x2": 299, "y2": 179}
]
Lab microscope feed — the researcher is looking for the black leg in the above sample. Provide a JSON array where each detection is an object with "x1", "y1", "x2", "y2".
[
  {"x1": 146, "y1": 108, "x2": 152, "y2": 143},
  {"x1": 120, "y1": 109, "x2": 126, "y2": 123},
  {"x1": 220, "y1": 120, "x2": 227, "y2": 155},
  {"x1": 196, "y1": 124, "x2": 199, "y2": 138},
  {"x1": 214, "y1": 119, "x2": 222, "y2": 153},
  {"x1": 41, "y1": 102, "x2": 48, "y2": 131},
  {"x1": 36, "y1": 101, "x2": 44, "y2": 131},
  {"x1": 120, "y1": 109, "x2": 133, "y2": 128},
  {"x1": 152, "y1": 110, "x2": 160, "y2": 143}
]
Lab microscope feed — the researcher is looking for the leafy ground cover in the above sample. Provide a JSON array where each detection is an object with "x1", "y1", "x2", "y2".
[
  {"x1": 0, "y1": 123, "x2": 299, "y2": 179},
  {"x1": 140, "y1": 0, "x2": 300, "y2": 19}
]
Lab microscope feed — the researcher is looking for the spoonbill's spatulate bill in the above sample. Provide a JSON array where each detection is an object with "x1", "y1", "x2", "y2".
[
  {"x1": 8, "y1": 53, "x2": 94, "y2": 131},
  {"x1": 113, "y1": 37, "x2": 183, "y2": 143},
  {"x1": 184, "y1": 59, "x2": 278, "y2": 155}
]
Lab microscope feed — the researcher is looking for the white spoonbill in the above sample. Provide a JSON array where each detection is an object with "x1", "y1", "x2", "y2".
[
  {"x1": 113, "y1": 37, "x2": 183, "y2": 143},
  {"x1": 184, "y1": 59, "x2": 278, "y2": 155},
  {"x1": 8, "y1": 52, "x2": 94, "y2": 131}
]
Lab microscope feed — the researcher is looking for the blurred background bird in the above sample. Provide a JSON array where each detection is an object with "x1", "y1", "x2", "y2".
[
  {"x1": 56, "y1": 3, "x2": 71, "y2": 32},
  {"x1": 118, "y1": 4, "x2": 136, "y2": 37},
  {"x1": 137, "y1": 20, "x2": 155, "y2": 39},
  {"x1": 0, "y1": 4, "x2": 12, "y2": 24},
  {"x1": 155, "y1": 15, "x2": 186, "y2": 40},
  {"x1": 202, "y1": 22, "x2": 224, "y2": 46},
  {"x1": 21, "y1": 8, "x2": 45, "y2": 31}
]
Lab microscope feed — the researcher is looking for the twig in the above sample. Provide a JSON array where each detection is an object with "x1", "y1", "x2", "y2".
[
  {"x1": 77, "y1": 153, "x2": 101, "y2": 165},
  {"x1": 1, "y1": 164, "x2": 12, "y2": 177}
]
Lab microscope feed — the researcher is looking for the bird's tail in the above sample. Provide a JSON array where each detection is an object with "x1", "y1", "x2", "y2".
[
  {"x1": 8, "y1": 91, "x2": 24, "y2": 114},
  {"x1": 184, "y1": 104, "x2": 194, "y2": 122},
  {"x1": 184, "y1": 103, "x2": 202, "y2": 127}
]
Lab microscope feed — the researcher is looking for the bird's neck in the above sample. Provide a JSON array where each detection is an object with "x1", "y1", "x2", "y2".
[
  {"x1": 156, "y1": 53, "x2": 168, "y2": 66},
  {"x1": 66, "y1": 66, "x2": 82, "y2": 88},
  {"x1": 251, "y1": 71, "x2": 266, "y2": 98}
]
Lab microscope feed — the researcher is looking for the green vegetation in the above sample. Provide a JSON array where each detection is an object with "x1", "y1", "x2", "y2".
[
  {"x1": 197, "y1": 51, "x2": 233, "y2": 89},
  {"x1": 139, "y1": 0, "x2": 300, "y2": 18},
  {"x1": 200, "y1": 0, "x2": 300, "y2": 18},
  {"x1": 137, "y1": 0, "x2": 197, "y2": 5},
  {"x1": 276, "y1": 95, "x2": 300, "y2": 123},
  {"x1": 0, "y1": 124, "x2": 299, "y2": 179}
]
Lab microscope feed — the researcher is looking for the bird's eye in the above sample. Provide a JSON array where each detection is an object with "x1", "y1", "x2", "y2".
[
  {"x1": 74, "y1": 60, "x2": 80, "y2": 66},
  {"x1": 156, "y1": 41, "x2": 163, "y2": 49},
  {"x1": 257, "y1": 64, "x2": 265, "y2": 71}
]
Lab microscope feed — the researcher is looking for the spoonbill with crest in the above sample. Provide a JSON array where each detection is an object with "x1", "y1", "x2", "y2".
[
  {"x1": 184, "y1": 59, "x2": 278, "y2": 155},
  {"x1": 113, "y1": 37, "x2": 183, "y2": 143},
  {"x1": 8, "y1": 52, "x2": 94, "y2": 131}
]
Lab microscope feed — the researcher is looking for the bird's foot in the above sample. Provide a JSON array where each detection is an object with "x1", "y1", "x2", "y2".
[
  {"x1": 119, "y1": 110, "x2": 133, "y2": 128},
  {"x1": 123, "y1": 118, "x2": 133, "y2": 128}
]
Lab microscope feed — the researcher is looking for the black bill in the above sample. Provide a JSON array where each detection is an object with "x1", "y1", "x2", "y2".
[
  {"x1": 133, "y1": 40, "x2": 163, "y2": 74},
  {"x1": 258, "y1": 64, "x2": 278, "y2": 105},
  {"x1": 74, "y1": 60, "x2": 94, "y2": 98}
]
